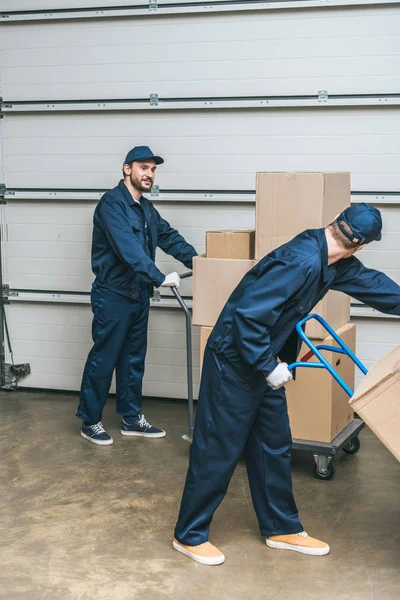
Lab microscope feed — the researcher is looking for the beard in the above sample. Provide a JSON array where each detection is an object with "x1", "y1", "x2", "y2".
[{"x1": 130, "y1": 173, "x2": 153, "y2": 193}]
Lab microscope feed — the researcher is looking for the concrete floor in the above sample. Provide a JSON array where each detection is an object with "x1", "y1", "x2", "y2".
[{"x1": 1, "y1": 391, "x2": 399, "y2": 600}]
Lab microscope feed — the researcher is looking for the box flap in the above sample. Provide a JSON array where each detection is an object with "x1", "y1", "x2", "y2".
[{"x1": 350, "y1": 346, "x2": 400, "y2": 404}]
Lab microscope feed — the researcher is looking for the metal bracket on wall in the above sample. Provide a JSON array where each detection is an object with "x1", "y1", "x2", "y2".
[
  {"x1": 149, "y1": 93, "x2": 159, "y2": 107},
  {"x1": 0, "y1": 184, "x2": 5, "y2": 204},
  {"x1": 318, "y1": 90, "x2": 329, "y2": 103},
  {"x1": 1, "y1": 284, "x2": 10, "y2": 305},
  {"x1": 0, "y1": 0, "x2": 399, "y2": 22},
  {"x1": 3, "y1": 362, "x2": 31, "y2": 390}
]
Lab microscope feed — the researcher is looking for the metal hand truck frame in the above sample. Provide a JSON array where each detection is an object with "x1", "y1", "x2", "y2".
[{"x1": 172, "y1": 275, "x2": 366, "y2": 480}]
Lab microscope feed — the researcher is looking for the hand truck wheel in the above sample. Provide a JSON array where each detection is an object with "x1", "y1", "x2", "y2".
[
  {"x1": 343, "y1": 436, "x2": 361, "y2": 455},
  {"x1": 313, "y1": 455, "x2": 335, "y2": 480}
]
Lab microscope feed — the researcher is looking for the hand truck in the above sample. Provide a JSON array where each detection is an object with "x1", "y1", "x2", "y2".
[
  {"x1": 288, "y1": 313, "x2": 366, "y2": 480},
  {"x1": 170, "y1": 271, "x2": 195, "y2": 443},
  {"x1": 172, "y1": 276, "x2": 366, "y2": 479}
]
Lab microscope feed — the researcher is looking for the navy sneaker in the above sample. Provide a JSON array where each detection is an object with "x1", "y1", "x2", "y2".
[
  {"x1": 120, "y1": 414, "x2": 166, "y2": 438},
  {"x1": 81, "y1": 421, "x2": 113, "y2": 446}
]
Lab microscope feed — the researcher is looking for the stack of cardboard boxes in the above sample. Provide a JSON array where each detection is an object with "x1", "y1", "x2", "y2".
[{"x1": 193, "y1": 172, "x2": 355, "y2": 444}]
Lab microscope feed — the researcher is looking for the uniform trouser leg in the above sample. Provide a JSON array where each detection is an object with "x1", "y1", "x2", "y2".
[
  {"x1": 244, "y1": 386, "x2": 303, "y2": 537},
  {"x1": 76, "y1": 285, "x2": 147, "y2": 424},
  {"x1": 115, "y1": 292, "x2": 150, "y2": 418},
  {"x1": 174, "y1": 346, "x2": 262, "y2": 546}
]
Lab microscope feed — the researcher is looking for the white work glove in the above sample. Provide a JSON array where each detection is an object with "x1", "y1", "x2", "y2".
[
  {"x1": 266, "y1": 363, "x2": 293, "y2": 390},
  {"x1": 161, "y1": 272, "x2": 181, "y2": 288}
]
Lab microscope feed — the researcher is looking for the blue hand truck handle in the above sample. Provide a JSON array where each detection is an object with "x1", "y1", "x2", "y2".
[{"x1": 287, "y1": 314, "x2": 368, "y2": 398}]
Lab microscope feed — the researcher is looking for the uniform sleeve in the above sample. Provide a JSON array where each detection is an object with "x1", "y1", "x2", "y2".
[
  {"x1": 154, "y1": 208, "x2": 198, "y2": 269},
  {"x1": 232, "y1": 260, "x2": 307, "y2": 376},
  {"x1": 98, "y1": 200, "x2": 165, "y2": 287},
  {"x1": 331, "y1": 256, "x2": 400, "y2": 315}
]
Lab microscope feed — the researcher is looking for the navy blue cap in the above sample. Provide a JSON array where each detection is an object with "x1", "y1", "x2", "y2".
[
  {"x1": 124, "y1": 146, "x2": 164, "y2": 165},
  {"x1": 337, "y1": 203, "x2": 382, "y2": 245}
]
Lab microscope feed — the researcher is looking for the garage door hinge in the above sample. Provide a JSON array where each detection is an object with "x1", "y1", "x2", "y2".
[
  {"x1": 150, "y1": 93, "x2": 159, "y2": 106},
  {"x1": 1, "y1": 284, "x2": 10, "y2": 303},
  {"x1": 318, "y1": 90, "x2": 328, "y2": 103},
  {"x1": 0, "y1": 184, "x2": 5, "y2": 202},
  {"x1": 149, "y1": 0, "x2": 158, "y2": 11},
  {"x1": 1, "y1": 285, "x2": 18, "y2": 303},
  {"x1": 4, "y1": 363, "x2": 31, "y2": 389}
]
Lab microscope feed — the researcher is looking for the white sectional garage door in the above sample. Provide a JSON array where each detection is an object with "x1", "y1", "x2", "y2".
[{"x1": 0, "y1": 0, "x2": 399, "y2": 397}]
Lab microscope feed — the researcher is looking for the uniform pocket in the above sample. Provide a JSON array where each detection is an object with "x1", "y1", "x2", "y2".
[{"x1": 218, "y1": 360, "x2": 264, "y2": 410}]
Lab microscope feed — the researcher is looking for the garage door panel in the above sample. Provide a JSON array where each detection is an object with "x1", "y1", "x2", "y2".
[
  {"x1": 6, "y1": 153, "x2": 400, "y2": 176},
  {"x1": 5, "y1": 36, "x2": 400, "y2": 71},
  {"x1": 3, "y1": 8, "x2": 400, "y2": 51},
  {"x1": 4, "y1": 110, "x2": 400, "y2": 191},
  {"x1": 9, "y1": 223, "x2": 92, "y2": 243},
  {"x1": 2, "y1": 7, "x2": 400, "y2": 99},
  {"x1": 6, "y1": 200, "x2": 253, "y2": 292},
  {"x1": 5, "y1": 57, "x2": 399, "y2": 89},
  {"x1": 5, "y1": 303, "x2": 200, "y2": 398},
  {"x1": 7, "y1": 134, "x2": 400, "y2": 158},
  {"x1": 6, "y1": 111, "x2": 400, "y2": 139}
]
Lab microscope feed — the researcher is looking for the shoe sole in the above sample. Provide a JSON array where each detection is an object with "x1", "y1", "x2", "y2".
[
  {"x1": 120, "y1": 430, "x2": 166, "y2": 438},
  {"x1": 80, "y1": 431, "x2": 113, "y2": 446},
  {"x1": 266, "y1": 539, "x2": 330, "y2": 556},
  {"x1": 172, "y1": 541, "x2": 225, "y2": 566}
]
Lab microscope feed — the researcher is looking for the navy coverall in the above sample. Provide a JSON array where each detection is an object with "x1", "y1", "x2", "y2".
[
  {"x1": 77, "y1": 180, "x2": 197, "y2": 425},
  {"x1": 175, "y1": 228, "x2": 400, "y2": 544}
]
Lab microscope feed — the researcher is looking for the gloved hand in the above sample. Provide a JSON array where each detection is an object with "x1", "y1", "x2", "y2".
[
  {"x1": 161, "y1": 272, "x2": 181, "y2": 288},
  {"x1": 266, "y1": 363, "x2": 293, "y2": 390}
]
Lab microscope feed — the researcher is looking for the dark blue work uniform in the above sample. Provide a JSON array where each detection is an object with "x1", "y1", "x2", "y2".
[
  {"x1": 77, "y1": 180, "x2": 197, "y2": 425},
  {"x1": 175, "y1": 228, "x2": 400, "y2": 545}
]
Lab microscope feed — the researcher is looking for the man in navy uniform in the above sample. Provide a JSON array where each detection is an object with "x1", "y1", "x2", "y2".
[
  {"x1": 77, "y1": 146, "x2": 197, "y2": 445},
  {"x1": 173, "y1": 203, "x2": 400, "y2": 565}
]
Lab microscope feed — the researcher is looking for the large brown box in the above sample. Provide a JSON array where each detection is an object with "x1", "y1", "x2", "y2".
[
  {"x1": 206, "y1": 230, "x2": 255, "y2": 260},
  {"x1": 192, "y1": 255, "x2": 254, "y2": 326},
  {"x1": 255, "y1": 171, "x2": 350, "y2": 258},
  {"x1": 305, "y1": 293, "x2": 350, "y2": 339},
  {"x1": 286, "y1": 322, "x2": 356, "y2": 443},
  {"x1": 255, "y1": 172, "x2": 351, "y2": 339},
  {"x1": 199, "y1": 326, "x2": 213, "y2": 373},
  {"x1": 350, "y1": 346, "x2": 400, "y2": 462}
]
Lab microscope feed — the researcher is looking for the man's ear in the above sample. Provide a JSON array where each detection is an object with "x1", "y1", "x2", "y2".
[
  {"x1": 123, "y1": 164, "x2": 131, "y2": 176},
  {"x1": 355, "y1": 244, "x2": 368, "y2": 253}
]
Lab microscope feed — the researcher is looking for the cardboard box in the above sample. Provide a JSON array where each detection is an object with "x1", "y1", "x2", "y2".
[
  {"x1": 255, "y1": 171, "x2": 350, "y2": 259},
  {"x1": 200, "y1": 326, "x2": 213, "y2": 373},
  {"x1": 306, "y1": 292, "x2": 350, "y2": 339},
  {"x1": 350, "y1": 346, "x2": 400, "y2": 462},
  {"x1": 206, "y1": 230, "x2": 255, "y2": 260},
  {"x1": 286, "y1": 322, "x2": 355, "y2": 443},
  {"x1": 192, "y1": 255, "x2": 254, "y2": 326}
]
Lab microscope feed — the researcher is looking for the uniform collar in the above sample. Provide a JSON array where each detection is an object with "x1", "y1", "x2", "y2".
[
  {"x1": 315, "y1": 228, "x2": 332, "y2": 282},
  {"x1": 118, "y1": 179, "x2": 143, "y2": 207}
]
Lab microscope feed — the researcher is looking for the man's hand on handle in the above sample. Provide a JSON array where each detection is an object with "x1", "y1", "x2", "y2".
[
  {"x1": 162, "y1": 272, "x2": 181, "y2": 288},
  {"x1": 266, "y1": 363, "x2": 293, "y2": 390}
]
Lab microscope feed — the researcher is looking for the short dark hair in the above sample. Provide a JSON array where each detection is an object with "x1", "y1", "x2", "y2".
[{"x1": 328, "y1": 219, "x2": 363, "y2": 250}]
